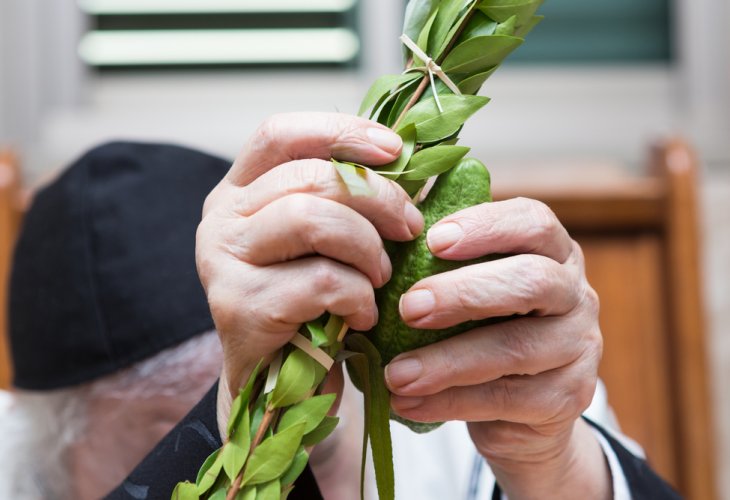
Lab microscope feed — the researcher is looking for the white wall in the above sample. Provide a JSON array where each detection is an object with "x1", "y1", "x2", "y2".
[{"x1": 1, "y1": 0, "x2": 728, "y2": 183}]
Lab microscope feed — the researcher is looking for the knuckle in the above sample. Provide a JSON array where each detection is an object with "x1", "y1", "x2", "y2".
[
  {"x1": 310, "y1": 260, "x2": 342, "y2": 292},
  {"x1": 499, "y1": 329, "x2": 533, "y2": 369},
  {"x1": 523, "y1": 198, "x2": 561, "y2": 242},
  {"x1": 207, "y1": 286, "x2": 244, "y2": 334},
  {"x1": 261, "y1": 305, "x2": 290, "y2": 330},
  {"x1": 485, "y1": 377, "x2": 516, "y2": 412},
  {"x1": 374, "y1": 178, "x2": 406, "y2": 211},
  {"x1": 571, "y1": 239, "x2": 586, "y2": 264},
  {"x1": 423, "y1": 344, "x2": 461, "y2": 390},
  {"x1": 285, "y1": 193, "x2": 319, "y2": 230},
  {"x1": 288, "y1": 160, "x2": 339, "y2": 194},
  {"x1": 251, "y1": 115, "x2": 281, "y2": 152},
  {"x1": 332, "y1": 115, "x2": 362, "y2": 143},
  {"x1": 454, "y1": 276, "x2": 490, "y2": 319},
  {"x1": 202, "y1": 185, "x2": 222, "y2": 215},
  {"x1": 511, "y1": 256, "x2": 554, "y2": 314},
  {"x1": 582, "y1": 284, "x2": 601, "y2": 317},
  {"x1": 584, "y1": 325, "x2": 604, "y2": 364},
  {"x1": 575, "y1": 378, "x2": 598, "y2": 413},
  {"x1": 195, "y1": 219, "x2": 223, "y2": 278},
  {"x1": 443, "y1": 387, "x2": 461, "y2": 416},
  {"x1": 195, "y1": 246, "x2": 216, "y2": 283},
  {"x1": 557, "y1": 378, "x2": 596, "y2": 420},
  {"x1": 474, "y1": 423, "x2": 530, "y2": 460}
]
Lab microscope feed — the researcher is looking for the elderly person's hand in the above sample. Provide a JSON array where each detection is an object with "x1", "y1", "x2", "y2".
[
  {"x1": 385, "y1": 198, "x2": 610, "y2": 499},
  {"x1": 195, "y1": 112, "x2": 423, "y2": 425}
]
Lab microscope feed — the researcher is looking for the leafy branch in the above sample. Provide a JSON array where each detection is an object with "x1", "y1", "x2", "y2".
[{"x1": 176, "y1": 1, "x2": 544, "y2": 499}]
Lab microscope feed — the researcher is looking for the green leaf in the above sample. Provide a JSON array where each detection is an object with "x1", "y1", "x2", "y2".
[
  {"x1": 208, "y1": 487, "x2": 227, "y2": 500},
  {"x1": 442, "y1": 35, "x2": 523, "y2": 74},
  {"x1": 345, "y1": 343, "x2": 373, "y2": 500},
  {"x1": 414, "y1": 8, "x2": 439, "y2": 66},
  {"x1": 400, "y1": 145, "x2": 471, "y2": 181},
  {"x1": 434, "y1": 0, "x2": 480, "y2": 59},
  {"x1": 221, "y1": 442, "x2": 242, "y2": 483},
  {"x1": 429, "y1": 0, "x2": 468, "y2": 59},
  {"x1": 227, "y1": 360, "x2": 263, "y2": 438},
  {"x1": 458, "y1": 10, "x2": 498, "y2": 41},
  {"x1": 403, "y1": 0, "x2": 439, "y2": 48},
  {"x1": 477, "y1": 0, "x2": 544, "y2": 27},
  {"x1": 312, "y1": 362, "x2": 328, "y2": 389},
  {"x1": 373, "y1": 74, "x2": 423, "y2": 120},
  {"x1": 332, "y1": 160, "x2": 376, "y2": 198},
  {"x1": 305, "y1": 317, "x2": 328, "y2": 349},
  {"x1": 398, "y1": 178, "x2": 429, "y2": 198},
  {"x1": 302, "y1": 415, "x2": 340, "y2": 447},
  {"x1": 397, "y1": 94, "x2": 489, "y2": 143},
  {"x1": 242, "y1": 422, "x2": 306, "y2": 486},
  {"x1": 236, "y1": 486, "x2": 256, "y2": 500},
  {"x1": 345, "y1": 334, "x2": 394, "y2": 500},
  {"x1": 358, "y1": 73, "x2": 421, "y2": 117},
  {"x1": 195, "y1": 449, "x2": 222, "y2": 495},
  {"x1": 456, "y1": 67, "x2": 497, "y2": 95},
  {"x1": 270, "y1": 348, "x2": 316, "y2": 408},
  {"x1": 514, "y1": 14, "x2": 543, "y2": 37},
  {"x1": 256, "y1": 479, "x2": 280, "y2": 500},
  {"x1": 227, "y1": 396, "x2": 245, "y2": 441},
  {"x1": 222, "y1": 407, "x2": 251, "y2": 482},
  {"x1": 172, "y1": 481, "x2": 199, "y2": 500},
  {"x1": 387, "y1": 81, "x2": 424, "y2": 128},
  {"x1": 495, "y1": 14, "x2": 517, "y2": 35},
  {"x1": 250, "y1": 390, "x2": 267, "y2": 442},
  {"x1": 377, "y1": 124, "x2": 417, "y2": 178},
  {"x1": 376, "y1": 76, "x2": 422, "y2": 126},
  {"x1": 281, "y1": 485, "x2": 295, "y2": 500},
  {"x1": 278, "y1": 393, "x2": 336, "y2": 434},
  {"x1": 280, "y1": 447, "x2": 309, "y2": 486},
  {"x1": 323, "y1": 314, "x2": 345, "y2": 346}
]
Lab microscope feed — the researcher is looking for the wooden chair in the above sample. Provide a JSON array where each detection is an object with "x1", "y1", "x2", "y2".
[
  {"x1": 0, "y1": 148, "x2": 23, "y2": 390},
  {"x1": 492, "y1": 138, "x2": 716, "y2": 500}
]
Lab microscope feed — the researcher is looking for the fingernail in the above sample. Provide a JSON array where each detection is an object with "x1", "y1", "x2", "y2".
[
  {"x1": 403, "y1": 202, "x2": 424, "y2": 237},
  {"x1": 400, "y1": 289, "x2": 435, "y2": 322},
  {"x1": 427, "y1": 222, "x2": 463, "y2": 253},
  {"x1": 391, "y1": 395, "x2": 424, "y2": 411},
  {"x1": 380, "y1": 249, "x2": 392, "y2": 284},
  {"x1": 386, "y1": 356, "x2": 423, "y2": 389},
  {"x1": 367, "y1": 127, "x2": 403, "y2": 155}
]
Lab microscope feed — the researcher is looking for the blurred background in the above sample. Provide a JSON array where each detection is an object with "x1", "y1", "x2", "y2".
[{"x1": 0, "y1": 0, "x2": 728, "y2": 498}]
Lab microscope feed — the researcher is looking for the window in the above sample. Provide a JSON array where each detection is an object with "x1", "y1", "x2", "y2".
[
  {"x1": 77, "y1": 0, "x2": 360, "y2": 69},
  {"x1": 511, "y1": 0, "x2": 672, "y2": 64}
]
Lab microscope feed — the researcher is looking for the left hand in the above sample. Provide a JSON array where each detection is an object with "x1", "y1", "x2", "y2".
[{"x1": 384, "y1": 197, "x2": 611, "y2": 499}]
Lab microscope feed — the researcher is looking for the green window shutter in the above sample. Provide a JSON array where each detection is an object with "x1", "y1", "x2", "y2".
[{"x1": 511, "y1": 0, "x2": 672, "y2": 63}]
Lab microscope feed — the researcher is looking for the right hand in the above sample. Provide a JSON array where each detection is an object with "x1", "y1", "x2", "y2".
[{"x1": 195, "y1": 113, "x2": 424, "y2": 424}]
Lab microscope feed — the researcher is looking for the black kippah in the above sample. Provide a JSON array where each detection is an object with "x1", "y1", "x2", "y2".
[{"x1": 9, "y1": 141, "x2": 230, "y2": 390}]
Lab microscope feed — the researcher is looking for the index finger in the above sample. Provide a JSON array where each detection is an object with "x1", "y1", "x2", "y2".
[
  {"x1": 426, "y1": 197, "x2": 574, "y2": 264},
  {"x1": 229, "y1": 112, "x2": 403, "y2": 186}
]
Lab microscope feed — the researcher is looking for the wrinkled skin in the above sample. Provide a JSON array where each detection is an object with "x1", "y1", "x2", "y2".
[{"x1": 197, "y1": 112, "x2": 610, "y2": 499}]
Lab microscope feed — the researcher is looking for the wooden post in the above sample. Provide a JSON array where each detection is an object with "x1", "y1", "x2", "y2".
[
  {"x1": 651, "y1": 138, "x2": 717, "y2": 500},
  {"x1": 0, "y1": 148, "x2": 22, "y2": 389}
]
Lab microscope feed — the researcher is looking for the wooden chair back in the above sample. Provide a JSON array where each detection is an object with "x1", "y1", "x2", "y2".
[
  {"x1": 493, "y1": 138, "x2": 716, "y2": 500},
  {"x1": 0, "y1": 148, "x2": 23, "y2": 389}
]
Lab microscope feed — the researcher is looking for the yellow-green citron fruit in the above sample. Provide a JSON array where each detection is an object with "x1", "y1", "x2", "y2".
[{"x1": 373, "y1": 157, "x2": 495, "y2": 432}]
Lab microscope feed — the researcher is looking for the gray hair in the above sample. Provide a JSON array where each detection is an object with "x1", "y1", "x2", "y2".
[{"x1": 0, "y1": 331, "x2": 222, "y2": 500}]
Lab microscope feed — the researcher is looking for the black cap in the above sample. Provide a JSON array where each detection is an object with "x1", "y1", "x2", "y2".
[{"x1": 9, "y1": 141, "x2": 230, "y2": 390}]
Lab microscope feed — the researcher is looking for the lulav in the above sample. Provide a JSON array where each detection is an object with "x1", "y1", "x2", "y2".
[{"x1": 175, "y1": 1, "x2": 544, "y2": 499}]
